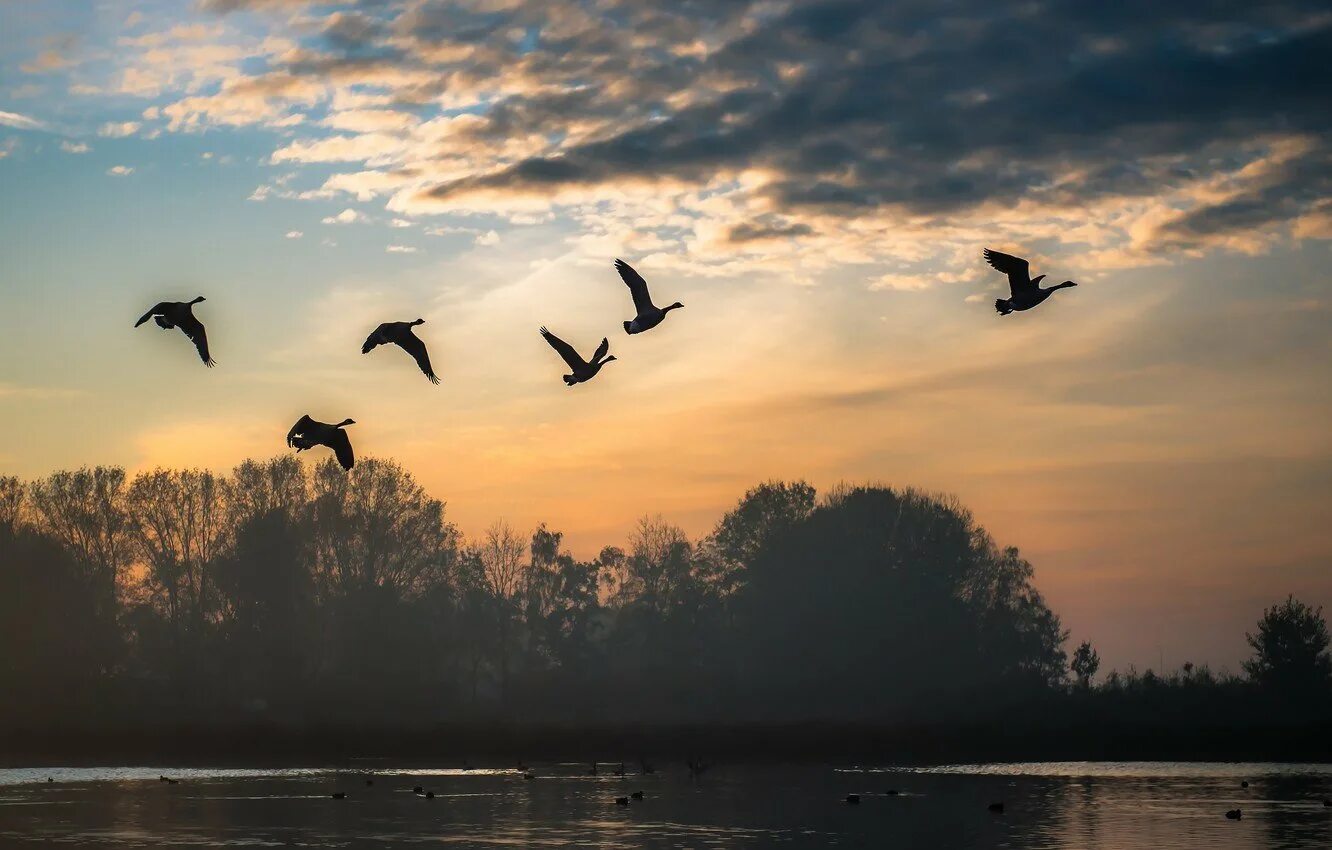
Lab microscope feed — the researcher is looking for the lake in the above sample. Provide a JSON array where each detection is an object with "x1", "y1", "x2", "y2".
[{"x1": 1, "y1": 761, "x2": 1329, "y2": 848}]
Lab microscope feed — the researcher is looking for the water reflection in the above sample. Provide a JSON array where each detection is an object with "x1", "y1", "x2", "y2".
[{"x1": 0, "y1": 762, "x2": 1326, "y2": 848}]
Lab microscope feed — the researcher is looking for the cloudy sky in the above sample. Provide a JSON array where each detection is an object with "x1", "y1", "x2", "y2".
[{"x1": 1, "y1": 0, "x2": 1329, "y2": 673}]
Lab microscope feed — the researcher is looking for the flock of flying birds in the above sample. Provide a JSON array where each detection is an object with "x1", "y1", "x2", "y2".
[{"x1": 133, "y1": 249, "x2": 1076, "y2": 471}]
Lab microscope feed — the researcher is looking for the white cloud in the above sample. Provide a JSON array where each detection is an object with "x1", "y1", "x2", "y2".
[
  {"x1": 321, "y1": 207, "x2": 364, "y2": 225},
  {"x1": 475, "y1": 229, "x2": 501, "y2": 247},
  {"x1": 286, "y1": 230, "x2": 303, "y2": 239},
  {"x1": 106, "y1": 165, "x2": 135, "y2": 176},
  {"x1": 386, "y1": 244, "x2": 418, "y2": 254},
  {"x1": 390, "y1": 218, "x2": 413, "y2": 228},
  {"x1": 0, "y1": 110, "x2": 45, "y2": 131},
  {"x1": 98, "y1": 121, "x2": 141, "y2": 138},
  {"x1": 60, "y1": 140, "x2": 90, "y2": 154}
]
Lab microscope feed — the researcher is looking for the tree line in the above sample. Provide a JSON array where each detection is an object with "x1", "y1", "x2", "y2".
[{"x1": 0, "y1": 459, "x2": 1327, "y2": 737}]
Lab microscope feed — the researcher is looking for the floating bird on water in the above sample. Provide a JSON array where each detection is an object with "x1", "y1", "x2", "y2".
[
  {"x1": 984, "y1": 249, "x2": 1077, "y2": 316},
  {"x1": 331, "y1": 792, "x2": 346, "y2": 800},
  {"x1": 286, "y1": 415, "x2": 355, "y2": 470},
  {"x1": 134, "y1": 296, "x2": 214, "y2": 366},
  {"x1": 1225, "y1": 808, "x2": 1242, "y2": 820},
  {"x1": 540, "y1": 327, "x2": 616, "y2": 386},
  {"x1": 846, "y1": 794, "x2": 861, "y2": 805},
  {"x1": 988, "y1": 802, "x2": 1005, "y2": 813},
  {"x1": 615, "y1": 796, "x2": 629, "y2": 806},
  {"x1": 615, "y1": 259, "x2": 683, "y2": 334},
  {"x1": 631, "y1": 791, "x2": 644, "y2": 800},
  {"x1": 362, "y1": 319, "x2": 439, "y2": 384}
]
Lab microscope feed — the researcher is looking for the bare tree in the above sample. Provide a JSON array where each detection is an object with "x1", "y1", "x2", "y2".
[
  {"x1": 0, "y1": 476, "x2": 24, "y2": 535},
  {"x1": 229, "y1": 456, "x2": 309, "y2": 524},
  {"x1": 27, "y1": 467, "x2": 135, "y2": 629},
  {"x1": 309, "y1": 457, "x2": 458, "y2": 598},
  {"x1": 128, "y1": 468, "x2": 233, "y2": 631}
]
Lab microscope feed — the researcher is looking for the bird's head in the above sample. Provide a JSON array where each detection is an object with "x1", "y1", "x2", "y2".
[
  {"x1": 337, "y1": 418, "x2": 356, "y2": 428},
  {"x1": 602, "y1": 355, "x2": 618, "y2": 364},
  {"x1": 412, "y1": 318, "x2": 425, "y2": 325},
  {"x1": 1058, "y1": 280, "x2": 1078, "y2": 289},
  {"x1": 667, "y1": 301, "x2": 684, "y2": 311},
  {"x1": 191, "y1": 296, "x2": 207, "y2": 304}
]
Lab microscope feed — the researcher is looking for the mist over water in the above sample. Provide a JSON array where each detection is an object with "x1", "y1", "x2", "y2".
[{"x1": 1, "y1": 762, "x2": 1328, "y2": 848}]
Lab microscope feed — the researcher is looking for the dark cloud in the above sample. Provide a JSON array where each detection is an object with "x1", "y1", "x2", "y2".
[
  {"x1": 400, "y1": 0, "x2": 1331, "y2": 248},
  {"x1": 727, "y1": 222, "x2": 815, "y2": 243}
]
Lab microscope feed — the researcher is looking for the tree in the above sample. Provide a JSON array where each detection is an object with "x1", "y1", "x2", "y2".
[
  {"x1": 1071, "y1": 640, "x2": 1100, "y2": 689},
  {"x1": 1243, "y1": 595, "x2": 1332, "y2": 699},
  {"x1": 0, "y1": 476, "x2": 24, "y2": 535},
  {"x1": 712, "y1": 480, "x2": 816, "y2": 585},
  {"x1": 26, "y1": 467, "x2": 134, "y2": 672}
]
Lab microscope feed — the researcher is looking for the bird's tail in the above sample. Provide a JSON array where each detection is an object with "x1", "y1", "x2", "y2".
[
  {"x1": 563, "y1": 374, "x2": 577, "y2": 386},
  {"x1": 994, "y1": 298, "x2": 1013, "y2": 316},
  {"x1": 623, "y1": 320, "x2": 634, "y2": 334}
]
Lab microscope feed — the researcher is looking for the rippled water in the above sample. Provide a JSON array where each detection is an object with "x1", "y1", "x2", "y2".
[{"x1": 0, "y1": 761, "x2": 1328, "y2": 848}]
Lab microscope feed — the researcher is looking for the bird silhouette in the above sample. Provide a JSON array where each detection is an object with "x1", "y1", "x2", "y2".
[
  {"x1": 286, "y1": 415, "x2": 356, "y2": 470},
  {"x1": 362, "y1": 319, "x2": 439, "y2": 384},
  {"x1": 984, "y1": 249, "x2": 1077, "y2": 315},
  {"x1": 540, "y1": 327, "x2": 616, "y2": 386},
  {"x1": 615, "y1": 259, "x2": 683, "y2": 334},
  {"x1": 134, "y1": 296, "x2": 214, "y2": 365}
]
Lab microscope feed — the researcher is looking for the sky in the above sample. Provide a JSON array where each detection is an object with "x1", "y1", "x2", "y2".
[{"x1": 1, "y1": 0, "x2": 1329, "y2": 675}]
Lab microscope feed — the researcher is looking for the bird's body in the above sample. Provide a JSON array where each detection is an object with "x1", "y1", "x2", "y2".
[
  {"x1": 362, "y1": 318, "x2": 439, "y2": 384},
  {"x1": 615, "y1": 259, "x2": 683, "y2": 334},
  {"x1": 134, "y1": 296, "x2": 214, "y2": 365},
  {"x1": 540, "y1": 327, "x2": 616, "y2": 386},
  {"x1": 286, "y1": 415, "x2": 356, "y2": 470},
  {"x1": 983, "y1": 249, "x2": 1077, "y2": 315}
]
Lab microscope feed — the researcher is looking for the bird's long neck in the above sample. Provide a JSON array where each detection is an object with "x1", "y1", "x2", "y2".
[{"x1": 336, "y1": 418, "x2": 354, "y2": 428}]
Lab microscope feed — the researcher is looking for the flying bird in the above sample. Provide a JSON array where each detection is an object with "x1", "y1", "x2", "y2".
[
  {"x1": 540, "y1": 327, "x2": 616, "y2": 386},
  {"x1": 134, "y1": 296, "x2": 214, "y2": 366},
  {"x1": 286, "y1": 415, "x2": 356, "y2": 470},
  {"x1": 615, "y1": 259, "x2": 683, "y2": 334},
  {"x1": 984, "y1": 249, "x2": 1077, "y2": 315},
  {"x1": 362, "y1": 318, "x2": 439, "y2": 384}
]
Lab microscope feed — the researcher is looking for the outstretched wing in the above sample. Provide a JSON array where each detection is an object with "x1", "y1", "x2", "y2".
[
  {"x1": 177, "y1": 313, "x2": 215, "y2": 366},
  {"x1": 362, "y1": 323, "x2": 391, "y2": 354},
  {"x1": 328, "y1": 428, "x2": 355, "y2": 470},
  {"x1": 540, "y1": 326, "x2": 585, "y2": 370},
  {"x1": 614, "y1": 259, "x2": 656, "y2": 314},
  {"x1": 592, "y1": 337, "x2": 610, "y2": 363},
  {"x1": 397, "y1": 330, "x2": 440, "y2": 384},
  {"x1": 135, "y1": 302, "x2": 167, "y2": 327},
  {"x1": 287, "y1": 415, "x2": 315, "y2": 447},
  {"x1": 983, "y1": 249, "x2": 1035, "y2": 296}
]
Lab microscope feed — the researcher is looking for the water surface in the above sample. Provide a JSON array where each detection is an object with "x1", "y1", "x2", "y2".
[{"x1": 0, "y1": 761, "x2": 1328, "y2": 848}]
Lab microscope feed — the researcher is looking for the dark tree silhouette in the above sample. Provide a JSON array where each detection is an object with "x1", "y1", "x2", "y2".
[
  {"x1": 1243, "y1": 595, "x2": 1332, "y2": 700},
  {"x1": 1071, "y1": 641, "x2": 1101, "y2": 690},
  {"x1": 1, "y1": 460, "x2": 1325, "y2": 747}
]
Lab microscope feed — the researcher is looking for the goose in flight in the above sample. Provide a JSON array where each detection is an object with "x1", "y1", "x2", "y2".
[
  {"x1": 362, "y1": 318, "x2": 439, "y2": 384},
  {"x1": 286, "y1": 415, "x2": 356, "y2": 470},
  {"x1": 134, "y1": 296, "x2": 214, "y2": 366},
  {"x1": 984, "y1": 249, "x2": 1077, "y2": 315},
  {"x1": 615, "y1": 259, "x2": 683, "y2": 334},
  {"x1": 540, "y1": 327, "x2": 616, "y2": 386}
]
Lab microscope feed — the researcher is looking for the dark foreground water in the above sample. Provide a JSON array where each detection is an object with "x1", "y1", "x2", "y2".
[{"x1": 1, "y1": 761, "x2": 1329, "y2": 848}]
